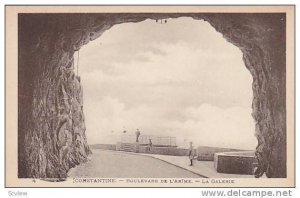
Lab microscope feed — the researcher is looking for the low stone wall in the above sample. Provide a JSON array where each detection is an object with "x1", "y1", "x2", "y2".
[
  {"x1": 139, "y1": 146, "x2": 189, "y2": 156},
  {"x1": 90, "y1": 144, "x2": 116, "y2": 151},
  {"x1": 214, "y1": 151, "x2": 257, "y2": 175},
  {"x1": 116, "y1": 142, "x2": 139, "y2": 152}
]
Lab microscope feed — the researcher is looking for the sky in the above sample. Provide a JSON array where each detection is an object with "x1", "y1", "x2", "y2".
[{"x1": 75, "y1": 17, "x2": 257, "y2": 150}]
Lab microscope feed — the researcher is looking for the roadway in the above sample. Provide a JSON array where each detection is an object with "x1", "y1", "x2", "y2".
[{"x1": 69, "y1": 149, "x2": 202, "y2": 178}]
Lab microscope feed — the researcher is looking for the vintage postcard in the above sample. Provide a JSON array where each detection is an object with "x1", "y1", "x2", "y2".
[{"x1": 5, "y1": 5, "x2": 295, "y2": 187}]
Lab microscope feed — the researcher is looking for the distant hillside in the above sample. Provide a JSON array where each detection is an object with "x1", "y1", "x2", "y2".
[{"x1": 89, "y1": 143, "x2": 253, "y2": 161}]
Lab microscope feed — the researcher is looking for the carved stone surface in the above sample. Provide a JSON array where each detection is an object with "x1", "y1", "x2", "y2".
[{"x1": 18, "y1": 13, "x2": 286, "y2": 178}]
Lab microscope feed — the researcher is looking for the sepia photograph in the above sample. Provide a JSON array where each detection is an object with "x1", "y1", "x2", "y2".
[{"x1": 5, "y1": 5, "x2": 295, "y2": 187}]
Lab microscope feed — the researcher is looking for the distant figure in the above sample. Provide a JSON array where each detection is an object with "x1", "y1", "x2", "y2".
[
  {"x1": 135, "y1": 129, "x2": 141, "y2": 143},
  {"x1": 188, "y1": 142, "x2": 194, "y2": 166},
  {"x1": 147, "y1": 139, "x2": 153, "y2": 152},
  {"x1": 122, "y1": 126, "x2": 127, "y2": 133}
]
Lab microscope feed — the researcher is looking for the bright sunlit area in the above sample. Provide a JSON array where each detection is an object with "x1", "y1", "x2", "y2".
[{"x1": 75, "y1": 17, "x2": 257, "y2": 150}]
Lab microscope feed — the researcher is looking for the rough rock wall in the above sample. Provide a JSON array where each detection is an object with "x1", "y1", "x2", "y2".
[
  {"x1": 201, "y1": 14, "x2": 286, "y2": 178},
  {"x1": 19, "y1": 15, "x2": 92, "y2": 178},
  {"x1": 18, "y1": 13, "x2": 286, "y2": 178}
]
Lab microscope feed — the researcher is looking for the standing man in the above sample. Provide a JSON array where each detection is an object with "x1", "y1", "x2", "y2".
[
  {"x1": 147, "y1": 139, "x2": 153, "y2": 152},
  {"x1": 188, "y1": 142, "x2": 194, "y2": 166},
  {"x1": 135, "y1": 128, "x2": 141, "y2": 143}
]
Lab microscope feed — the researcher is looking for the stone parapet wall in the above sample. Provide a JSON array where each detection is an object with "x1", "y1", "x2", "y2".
[{"x1": 214, "y1": 152, "x2": 257, "y2": 175}]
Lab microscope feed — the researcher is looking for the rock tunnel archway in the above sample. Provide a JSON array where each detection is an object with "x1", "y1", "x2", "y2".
[{"x1": 18, "y1": 13, "x2": 286, "y2": 178}]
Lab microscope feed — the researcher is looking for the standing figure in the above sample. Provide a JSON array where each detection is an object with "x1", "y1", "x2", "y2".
[
  {"x1": 135, "y1": 128, "x2": 141, "y2": 143},
  {"x1": 147, "y1": 139, "x2": 153, "y2": 152},
  {"x1": 188, "y1": 142, "x2": 194, "y2": 166}
]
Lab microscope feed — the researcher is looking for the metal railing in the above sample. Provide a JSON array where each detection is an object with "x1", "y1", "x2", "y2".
[{"x1": 120, "y1": 134, "x2": 176, "y2": 147}]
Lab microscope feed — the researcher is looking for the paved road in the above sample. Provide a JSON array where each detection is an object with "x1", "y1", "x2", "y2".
[{"x1": 69, "y1": 149, "x2": 201, "y2": 178}]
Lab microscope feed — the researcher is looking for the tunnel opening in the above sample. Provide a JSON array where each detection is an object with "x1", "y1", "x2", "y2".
[
  {"x1": 75, "y1": 17, "x2": 257, "y2": 152},
  {"x1": 18, "y1": 13, "x2": 286, "y2": 179}
]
